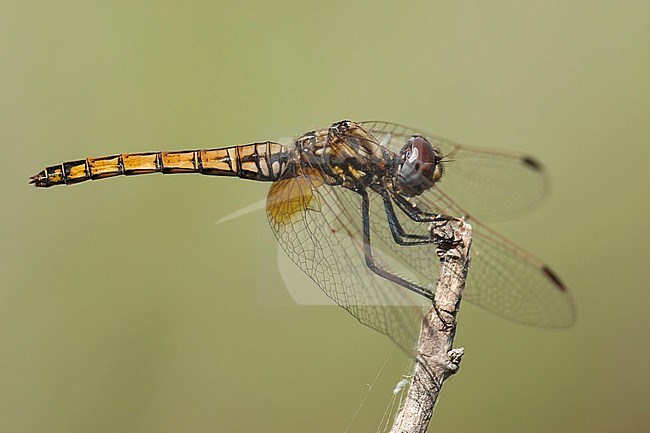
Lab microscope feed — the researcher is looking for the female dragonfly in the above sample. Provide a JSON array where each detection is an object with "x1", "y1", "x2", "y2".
[{"x1": 31, "y1": 120, "x2": 575, "y2": 352}]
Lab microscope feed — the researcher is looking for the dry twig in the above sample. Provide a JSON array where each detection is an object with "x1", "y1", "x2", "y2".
[{"x1": 389, "y1": 220, "x2": 472, "y2": 433}]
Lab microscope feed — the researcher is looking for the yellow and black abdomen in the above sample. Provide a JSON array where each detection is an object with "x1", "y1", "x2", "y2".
[{"x1": 30, "y1": 142, "x2": 291, "y2": 187}]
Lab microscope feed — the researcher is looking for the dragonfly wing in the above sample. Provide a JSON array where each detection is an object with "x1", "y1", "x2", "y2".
[
  {"x1": 360, "y1": 121, "x2": 549, "y2": 221},
  {"x1": 384, "y1": 185, "x2": 576, "y2": 327},
  {"x1": 266, "y1": 168, "x2": 429, "y2": 353},
  {"x1": 463, "y1": 216, "x2": 576, "y2": 327}
]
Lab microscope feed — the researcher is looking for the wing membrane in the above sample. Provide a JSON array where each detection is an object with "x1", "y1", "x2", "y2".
[
  {"x1": 464, "y1": 217, "x2": 575, "y2": 327},
  {"x1": 266, "y1": 168, "x2": 428, "y2": 353},
  {"x1": 393, "y1": 183, "x2": 575, "y2": 327}
]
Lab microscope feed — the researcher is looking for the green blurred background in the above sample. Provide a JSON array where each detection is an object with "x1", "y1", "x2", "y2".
[{"x1": 1, "y1": 1, "x2": 649, "y2": 432}]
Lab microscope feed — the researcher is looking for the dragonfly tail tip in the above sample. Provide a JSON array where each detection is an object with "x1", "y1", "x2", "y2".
[{"x1": 29, "y1": 172, "x2": 48, "y2": 188}]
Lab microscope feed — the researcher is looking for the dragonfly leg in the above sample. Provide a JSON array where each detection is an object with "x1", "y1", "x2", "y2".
[
  {"x1": 378, "y1": 189, "x2": 433, "y2": 246},
  {"x1": 391, "y1": 193, "x2": 465, "y2": 249},
  {"x1": 360, "y1": 190, "x2": 434, "y2": 300},
  {"x1": 392, "y1": 194, "x2": 453, "y2": 223}
]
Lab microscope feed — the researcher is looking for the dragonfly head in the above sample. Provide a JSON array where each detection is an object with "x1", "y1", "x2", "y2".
[{"x1": 396, "y1": 136, "x2": 444, "y2": 197}]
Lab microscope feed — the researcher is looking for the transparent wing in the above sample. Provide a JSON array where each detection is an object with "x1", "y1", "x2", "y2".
[
  {"x1": 266, "y1": 168, "x2": 430, "y2": 353},
  {"x1": 266, "y1": 164, "x2": 574, "y2": 336},
  {"x1": 388, "y1": 183, "x2": 575, "y2": 327},
  {"x1": 361, "y1": 121, "x2": 549, "y2": 221},
  {"x1": 464, "y1": 217, "x2": 576, "y2": 327}
]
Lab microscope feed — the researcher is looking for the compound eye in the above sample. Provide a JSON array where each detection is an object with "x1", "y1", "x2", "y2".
[{"x1": 397, "y1": 136, "x2": 442, "y2": 196}]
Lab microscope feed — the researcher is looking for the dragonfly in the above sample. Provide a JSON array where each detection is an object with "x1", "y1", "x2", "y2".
[{"x1": 30, "y1": 120, "x2": 575, "y2": 352}]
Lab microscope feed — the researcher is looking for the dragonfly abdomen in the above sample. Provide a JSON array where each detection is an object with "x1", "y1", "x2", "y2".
[{"x1": 30, "y1": 142, "x2": 290, "y2": 187}]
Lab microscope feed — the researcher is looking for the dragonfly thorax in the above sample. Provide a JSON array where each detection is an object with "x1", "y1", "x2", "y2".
[{"x1": 396, "y1": 135, "x2": 444, "y2": 197}]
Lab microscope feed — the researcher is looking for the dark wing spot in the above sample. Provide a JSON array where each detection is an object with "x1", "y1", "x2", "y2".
[
  {"x1": 542, "y1": 266, "x2": 567, "y2": 292},
  {"x1": 521, "y1": 155, "x2": 544, "y2": 172}
]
